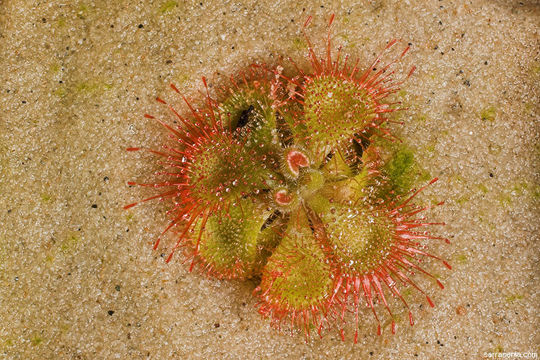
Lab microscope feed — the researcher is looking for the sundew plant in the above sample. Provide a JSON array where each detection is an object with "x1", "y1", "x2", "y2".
[{"x1": 126, "y1": 15, "x2": 451, "y2": 342}]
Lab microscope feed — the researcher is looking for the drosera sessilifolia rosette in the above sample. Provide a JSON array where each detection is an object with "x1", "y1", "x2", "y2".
[{"x1": 125, "y1": 14, "x2": 451, "y2": 343}]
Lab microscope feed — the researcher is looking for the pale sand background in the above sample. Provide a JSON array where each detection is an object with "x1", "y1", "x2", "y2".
[{"x1": 0, "y1": 0, "x2": 538, "y2": 359}]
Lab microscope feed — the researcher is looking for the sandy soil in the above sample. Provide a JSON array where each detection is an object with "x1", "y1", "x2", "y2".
[{"x1": 0, "y1": 0, "x2": 538, "y2": 359}]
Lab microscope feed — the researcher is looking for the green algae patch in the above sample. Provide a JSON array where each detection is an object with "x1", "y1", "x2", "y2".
[
  {"x1": 397, "y1": 89, "x2": 407, "y2": 99},
  {"x1": 337, "y1": 33, "x2": 358, "y2": 49},
  {"x1": 60, "y1": 234, "x2": 80, "y2": 254},
  {"x1": 456, "y1": 195, "x2": 469, "y2": 205},
  {"x1": 387, "y1": 147, "x2": 415, "y2": 186},
  {"x1": 477, "y1": 183, "x2": 489, "y2": 194},
  {"x1": 511, "y1": 182, "x2": 529, "y2": 196},
  {"x1": 424, "y1": 142, "x2": 436, "y2": 153},
  {"x1": 533, "y1": 185, "x2": 540, "y2": 200},
  {"x1": 378, "y1": 141, "x2": 431, "y2": 197},
  {"x1": 455, "y1": 253, "x2": 468, "y2": 264},
  {"x1": 401, "y1": 287, "x2": 413, "y2": 299},
  {"x1": 54, "y1": 87, "x2": 67, "y2": 98},
  {"x1": 160, "y1": 0, "x2": 178, "y2": 14},
  {"x1": 291, "y1": 37, "x2": 307, "y2": 50},
  {"x1": 175, "y1": 73, "x2": 191, "y2": 85},
  {"x1": 505, "y1": 294, "x2": 524, "y2": 303},
  {"x1": 56, "y1": 16, "x2": 67, "y2": 28},
  {"x1": 524, "y1": 102, "x2": 536, "y2": 116},
  {"x1": 480, "y1": 105, "x2": 497, "y2": 122},
  {"x1": 416, "y1": 114, "x2": 429, "y2": 123},
  {"x1": 76, "y1": 80, "x2": 113, "y2": 94},
  {"x1": 49, "y1": 63, "x2": 61, "y2": 74},
  {"x1": 30, "y1": 334, "x2": 43, "y2": 346},
  {"x1": 44, "y1": 254, "x2": 55, "y2": 265},
  {"x1": 40, "y1": 193, "x2": 53, "y2": 203},
  {"x1": 498, "y1": 192, "x2": 512, "y2": 207},
  {"x1": 488, "y1": 142, "x2": 502, "y2": 155},
  {"x1": 2, "y1": 338, "x2": 14, "y2": 349},
  {"x1": 76, "y1": 2, "x2": 95, "y2": 20}
]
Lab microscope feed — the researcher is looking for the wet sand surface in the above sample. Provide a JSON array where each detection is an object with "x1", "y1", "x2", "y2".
[{"x1": 0, "y1": 1, "x2": 538, "y2": 359}]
